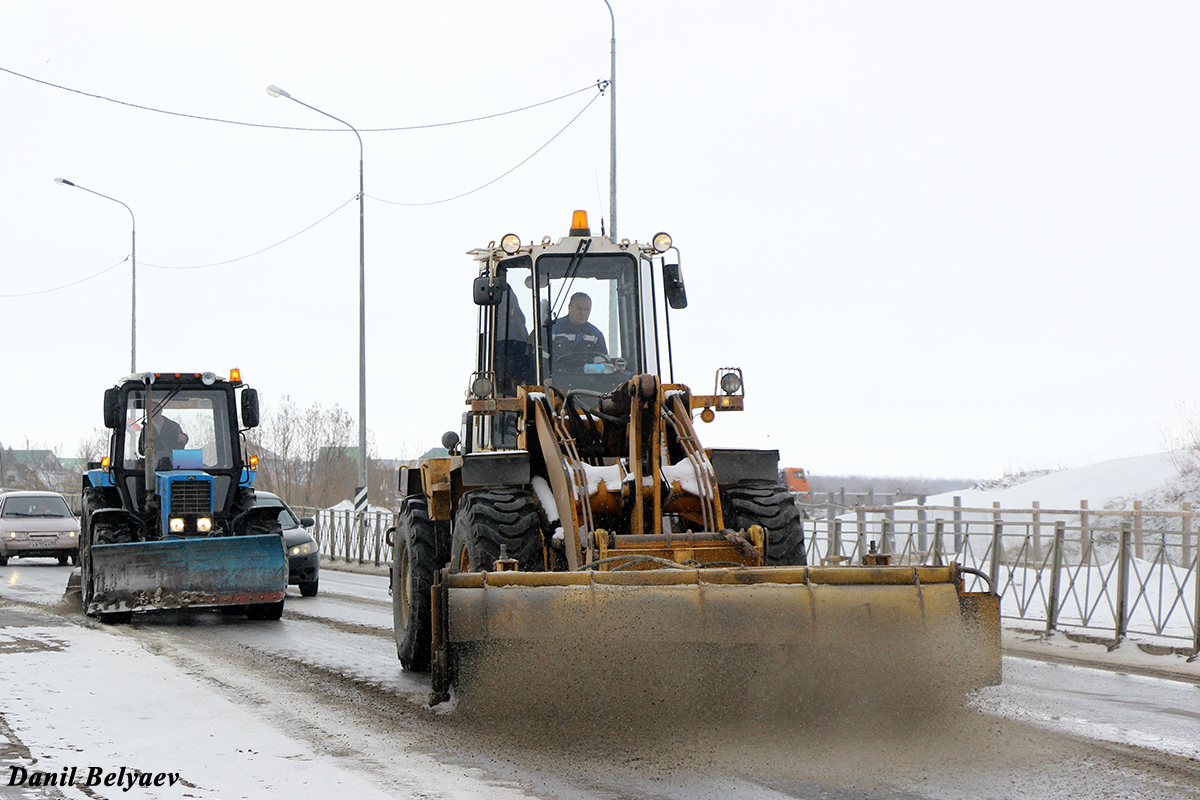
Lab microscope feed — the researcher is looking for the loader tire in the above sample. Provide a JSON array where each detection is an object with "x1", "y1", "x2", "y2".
[
  {"x1": 451, "y1": 488, "x2": 544, "y2": 573},
  {"x1": 393, "y1": 495, "x2": 437, "y2": 672},
  {"x1": 721, "y1": 481, "x2": 807, "y2": 566}
]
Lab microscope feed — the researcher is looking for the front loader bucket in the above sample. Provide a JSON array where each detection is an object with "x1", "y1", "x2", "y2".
[
  {"x1": 437, "y1": 565, "x2": 1000, "y2": 718},
  {"x1": 87, "y1": 535, "x2": 287, "y2": 614}
]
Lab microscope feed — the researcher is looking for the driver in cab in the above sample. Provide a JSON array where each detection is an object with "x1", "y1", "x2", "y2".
[{"x1": 552, "y1": 292, "x2": 607, "y2": 358}]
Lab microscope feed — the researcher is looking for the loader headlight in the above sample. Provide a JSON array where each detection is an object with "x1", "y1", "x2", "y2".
[
  {"x1": 201, "y1": 372, "x2": 217, "y2": 386},
  {"x1": 471, "y1": 376, "x2": 494, "y2": 398},
  {"x1": 652, "y1": 232, "x2": 672, "y2": 253},
  {"x1": 720, "y1": 372, "x2": 743, "y2": 395},
  {"x1": 289, "y1": 541, "x2": 318, "y2": 557},
  {"x1": 197, "y1": 517, "x2": 213, "y2": 533},
  {"x1": 500, "y1": 233, "x2": 521, "y2": 255},
  {"x1": 169, "y1": 517, "x2": 185, "y2": 533}
]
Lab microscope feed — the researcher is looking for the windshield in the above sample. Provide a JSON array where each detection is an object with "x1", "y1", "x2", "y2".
[
  {"x1": 2, "y1": 495, "x2": 72, "y2": 518},
  {"x1": 528, "y1": 251, "x2": 643, "y2": 394},
  {"x1": 122, "y1": 388, "x2": 234, "y2": 470}
]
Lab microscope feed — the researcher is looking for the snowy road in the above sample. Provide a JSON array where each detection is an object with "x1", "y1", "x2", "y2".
[{"x1": 2, "y1": 559, "x2": 1198, "y2": 799}]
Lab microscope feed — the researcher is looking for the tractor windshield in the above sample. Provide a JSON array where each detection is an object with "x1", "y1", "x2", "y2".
[
  {"x1": 531, "y1": 250, "x2": 643, "y2": 394},
  {"x1": 121, "y1": 389, "x2": 234, "y2": 470}
]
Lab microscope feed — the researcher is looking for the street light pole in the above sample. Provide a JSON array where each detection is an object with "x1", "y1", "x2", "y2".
[
  {"x1": 602, "y1": 0, "x2": 617, "y2": 240},
  {"x1": 266, "y1": 85, "x2": 368, "y2": 512},
  {"x1": 55, "y1": 178, "x2": 137, "y2": 373}
]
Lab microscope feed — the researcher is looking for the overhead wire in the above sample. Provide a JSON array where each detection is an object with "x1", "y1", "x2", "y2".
[
  {"x1": 142, "y1": 196, "x2": 357, "y2": 270},
  {"x1": 369, "y1": 86, "x2": 604, "y2": 207},
  {"x1": 0, "y1": 258, "x2": 128, "y2": 298},
  {"x1": 0, "y1": 66, "x2": 599, "y2": 132}
]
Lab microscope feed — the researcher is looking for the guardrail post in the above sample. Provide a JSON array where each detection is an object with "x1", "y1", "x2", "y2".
[
  {"x1": 1133, "y1": 500, "x2": 1144, "y2": 560},
  {"x1": 831, "y1": 518, "x2": 842, "y2": 559},
  {"x1": 989, "y1": 517, "x2": 1003, "y2": 593},
  {"x1": 1046, "y1": 521, "x2": 1064, "y2": 635},
  {"x1": 1080, "y1": 500, "x2": 1092, "y2": 565},
  {"x1": 357, "y1": 512, "x2": 367, "y2": 564},
  {"x1": 1115, "y1": 521, "x2": 1131, "y2": 645},
  {"x1": 916, "y1": 496, "x2": 928, "y2": 555},
  {"x1": 855, "y1": 508, "x2": 866, "y2": 559},
  {"x1": 1182, "y1": 502, "x2": 1192, "y2": 571},
  {"x1": 343, "y1": 509, "x2": 352, "y2": 562},
  {"x1": 1031, "y1": 501, "x2": 1042, "y2": 563},
  {"x1": 883, "y1": 506, "x2": 894, "y2": 555},
  {"x1": 825, "y1": 493, "x2": 836, "y2": 522},
  {"x1": 932, "y1": 519, "x2": 944, "y2": 566},
  {"x1": 952, "y1": 495, "x2": 963, "y2": 555}
]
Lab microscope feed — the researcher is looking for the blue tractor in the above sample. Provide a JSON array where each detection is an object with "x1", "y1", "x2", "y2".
[{"x1": 75, "y1": 369, "x2": 287, "y2": 623}]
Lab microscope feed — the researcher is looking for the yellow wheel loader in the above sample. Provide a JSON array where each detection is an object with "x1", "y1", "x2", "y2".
[{"x1": 392, "y1": 212, "x2": 1000, "y2": 708}]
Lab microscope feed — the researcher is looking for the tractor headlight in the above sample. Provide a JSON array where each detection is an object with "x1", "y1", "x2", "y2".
[
  {"x1": 290, "y1": 541, "x2": 318, "y2": 557},
  {"x1": 196, "y1": 517, "x2": 213, "y2": 533},
  {"x1": 652, "y1": 232, "x2": 672, "y2": 253},
  {"x1": 720, "y1": 372, "x2": 743, "y2": 395},
  {"x1": 500, "y1": 233, "x2": 521, "y2": 255},
  {"x1": 169, "y1": 517, "x2": 185, "y2": 533}
]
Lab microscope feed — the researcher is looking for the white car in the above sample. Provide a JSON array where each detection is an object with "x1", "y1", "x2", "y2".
[{"x1": 0, "y1": 490, "x2": 80, "y2": 566}]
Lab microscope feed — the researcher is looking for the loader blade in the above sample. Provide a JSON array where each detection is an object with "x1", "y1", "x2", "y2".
[
  {"x1": 87, "y1": 535, "x2": 287, "y2": 614},
  {"x1": 441, "y1": 566, "x2": 1000, "y2": 720}
]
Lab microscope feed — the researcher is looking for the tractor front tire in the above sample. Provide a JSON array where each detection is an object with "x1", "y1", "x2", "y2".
[
  {"x1": 721, "y1": 481, "x2": 807, "y2": 566},
  {"x1": 393, "y1": 495, "x2": 438, "y2": 672},
  {"x1": 450, "y1": 488, "x2": 545, "y2": 573}
]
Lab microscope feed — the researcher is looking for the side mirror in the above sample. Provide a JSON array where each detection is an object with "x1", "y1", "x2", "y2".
[
  {"x1": 300, "y1": 517, "x2": 315, "y2": 528},
  {"x1": 663, "y1": 263, "x2": 688, "y2": 309},
  {"x1": 103, "y1": 388, "x2": 121, "y2": 429},
  {"x1": 241, "y1": 388, "x2": 260, "y2": 429},
  {"x1": 473, "y1": 274, "x2": 507, "y2": 306}
]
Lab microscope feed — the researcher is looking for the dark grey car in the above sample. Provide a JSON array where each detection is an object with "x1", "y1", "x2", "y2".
[{"x1": 255, "y1": 491, "x2": 319, "y2": 596}]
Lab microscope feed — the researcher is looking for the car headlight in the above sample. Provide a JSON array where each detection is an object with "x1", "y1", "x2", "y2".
[
  {"x1": 69, "y1": 531, "x2": 78, "y2": 538},
  {"x1": 7, "y1": 531, "x2": 27, "y2": 540},
  {"x1": 289, "y1": 541, "x2": 318, "y2": 557}
]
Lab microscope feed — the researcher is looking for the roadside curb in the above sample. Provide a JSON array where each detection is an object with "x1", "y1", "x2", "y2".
[
  {"x1": 1002, "y1": 627, "x2": 1200, "y2": 685},
  {"x1": 320, "y1": 558, "x2": 389, "y2": 578}
]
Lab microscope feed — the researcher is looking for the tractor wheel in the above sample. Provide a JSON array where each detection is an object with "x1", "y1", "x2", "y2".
[
  {"x1": 393, "y1": 495, "x2": 437, "y2": 672},
  {"x1": 721, "y1": 480, "x2": 807, "y2": 566},
  {"x1": 450, "y1": 487, "x2": 545, "y2": 573}
]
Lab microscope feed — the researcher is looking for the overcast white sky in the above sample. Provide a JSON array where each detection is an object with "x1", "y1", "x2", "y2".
[{"x1": 2, "y1": 2, "x2": 1198, "y2": 482}]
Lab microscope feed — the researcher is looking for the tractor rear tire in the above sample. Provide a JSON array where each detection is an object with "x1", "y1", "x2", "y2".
[
  {"x1": 393, "y1": 495, "x2": 437, "y2": 672},
  {"x1": 721, "y1": 481, "x2": 807, "y2": 566},
  {"x1": 450, "y1": 487, "x2": 545, "y2": 573}
]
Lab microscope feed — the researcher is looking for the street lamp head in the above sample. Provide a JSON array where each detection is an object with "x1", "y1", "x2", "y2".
[
  {"x1": 54, "y1": 177, "x2": 76, "y2": 187},
  {"x1": 266, "y1": 84, "x2": 291, "y2": 99}
]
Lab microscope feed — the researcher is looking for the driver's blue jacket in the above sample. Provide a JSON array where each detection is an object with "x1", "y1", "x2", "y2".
[{"x1": 551, "y1": 320, "x2": 607, "y2": 355}]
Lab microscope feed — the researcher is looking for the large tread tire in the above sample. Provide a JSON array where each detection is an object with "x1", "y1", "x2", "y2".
[
  {"x1": 80, "y1": 486, "x2": 120, "y2": 614},
  {"x1": 450, "y1": 487, "x2": 545, "y2": 573},
  {"x1": 721, "y1": 481, "x2": 807, "y2": 566},
  {"x1": 393, "y1": 496, "x2": 438, "y2": 672}
]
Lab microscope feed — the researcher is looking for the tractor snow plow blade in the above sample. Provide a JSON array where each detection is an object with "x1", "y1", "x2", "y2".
[
  {"x1": 87, "y1": 535, "x2": 287, "y2": 614},
  {"x1": 434, "y1": 565, "x2": 1000, "y2": 715}
]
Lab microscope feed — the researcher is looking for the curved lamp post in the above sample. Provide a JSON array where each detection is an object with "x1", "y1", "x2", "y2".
[
  {"x1": 55, "y1": 177, "x2": 137, "y2": 373},
  {"x1": 266, "y1": 85, "x2": 368, "y2": 512}
]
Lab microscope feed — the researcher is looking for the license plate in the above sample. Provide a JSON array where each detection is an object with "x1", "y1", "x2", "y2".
[{"x1": 28, "y1": 540, "x2": 56, "y2": 548}]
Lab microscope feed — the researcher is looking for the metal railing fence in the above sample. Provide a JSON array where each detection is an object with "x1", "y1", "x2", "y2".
[
  {"x1": 801, "y1": 498, "x2": 1199, "y2": 656},
  {"x1": 296, "y1": 506, "x2": 397, "y2": 568}
]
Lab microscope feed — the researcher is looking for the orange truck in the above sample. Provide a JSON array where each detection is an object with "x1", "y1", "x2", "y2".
[{"x1": 783, "y1": 467, "x2": 810, "y2": 499}]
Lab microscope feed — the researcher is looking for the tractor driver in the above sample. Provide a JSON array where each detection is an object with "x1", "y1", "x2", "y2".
[
  {"x1": 141, "y1": 412, "x2": 189, "y2": 459},
  {"x1": 551, "y1": 292, "x2": 607, "y2": 359}
]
